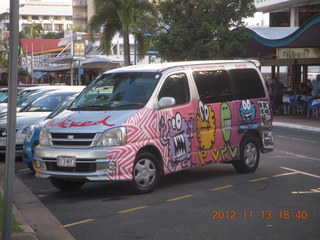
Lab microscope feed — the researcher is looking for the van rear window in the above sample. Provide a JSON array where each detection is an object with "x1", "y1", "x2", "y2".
[{"x1": 230, "y1": 69, "x2": 266, "y2": 100}]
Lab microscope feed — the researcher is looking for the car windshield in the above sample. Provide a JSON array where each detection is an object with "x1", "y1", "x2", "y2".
[
  {"x1": 21, "y1": 92, "x2": 72, "y2": 112},
  {"x1": 0, "y1": 90, "x2": 8, "y2": 103},
  {"x1": 69, "y1": 72, "x2": 161, "y2": 111},
  {"x1": 46, "y1": 95, "x2": 76, "y2": 119},
  {"x1": 17, "y1": 90, "x2": 48, "y2": 108}
]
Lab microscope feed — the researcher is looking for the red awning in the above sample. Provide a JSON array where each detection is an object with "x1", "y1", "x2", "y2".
[{"x1": 20, "y1": 38, "x2": 65, "y2": 55}]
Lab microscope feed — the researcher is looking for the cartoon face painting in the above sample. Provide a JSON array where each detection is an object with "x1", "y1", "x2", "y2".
[
  {"x1": 239, "y1": 100, "x2": 259, "y2": 131},
  {"x1": 220, "y1": 103, "x2": 231, "y2": 142},
  {"x1": 196, "y1": 101, "x2": 216, "y2": 150},
  {"x1": 240, "y1": 100, "x2": 256, "y2": 122},
  {"x1": 159, "y1": 112, "x2": 194, "y2": 172}
]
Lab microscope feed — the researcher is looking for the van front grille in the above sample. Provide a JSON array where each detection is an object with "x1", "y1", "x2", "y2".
[{"x1": 49, "y1": 132, "x2": 98, "y2": 147}]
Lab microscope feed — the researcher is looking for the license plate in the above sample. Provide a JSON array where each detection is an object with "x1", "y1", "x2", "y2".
[
  {"x1": 0, "y1": 138, "x2": 6, "y2": 146},
  {"x1": 57, "y1": 156, "x2": 76, "y2": 167}
]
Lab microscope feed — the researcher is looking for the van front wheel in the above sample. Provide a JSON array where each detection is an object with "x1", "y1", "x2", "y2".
[
  {"x1": 129, "y1": 152, "x2": 161, "y2": 194},
  {"x1": 233, "y1": 136, "x2": 260, "y2": 173},
  {"x1": 50, "y1": 178, "x2": 85, "y2": 191}
]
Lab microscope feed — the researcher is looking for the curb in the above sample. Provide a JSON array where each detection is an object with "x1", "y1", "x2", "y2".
[
  {"x1": 0, "y1": 163, "x2": 75, "y2": 240},
  {"x1": 0, "y1": 174, "x2": 37, "y2": 240},
  {"x1": 273, "y1": 121, "x2": 320, "y2": 132}
]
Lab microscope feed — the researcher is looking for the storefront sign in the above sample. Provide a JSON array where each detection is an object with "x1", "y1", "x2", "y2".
[
  {"x1": 277, "y1": 48, "x2": 320, "y2": 59},
  {"x1": 73, "y1": 41, "x2": 85, "y2": 58}
]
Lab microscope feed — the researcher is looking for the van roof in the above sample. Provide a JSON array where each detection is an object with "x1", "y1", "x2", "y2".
[{"x1": 106, "y1": 60, "x2": 260, "y2": 74}]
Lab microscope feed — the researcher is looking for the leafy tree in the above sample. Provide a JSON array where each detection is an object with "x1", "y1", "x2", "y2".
[
  {"x1": 43, "y1": 31, "x2": 64, "y2": 39},
  {"x1": 23, "y1": 22, "x2": 44, "y2": 38},
  {"x1": 154, "y1": 0, "x2": 256, "y2": 61},
  {"x1": 89, "y1": 0, "x2": 155, "y2": 66},
  {"x1": 0, "y1": 40, "x2": 9, "y2": 68}
]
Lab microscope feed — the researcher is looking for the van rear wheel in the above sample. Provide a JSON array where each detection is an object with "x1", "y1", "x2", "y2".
[
  {"x1": 50, "y1": 178, "x2": 85, "y2": 191},
  {"x1": 128, "y1": 152, "x2": 161, "y2": 194},
  {"x1": 233, "y1": 136, "x2": 260, "y2": 173}
]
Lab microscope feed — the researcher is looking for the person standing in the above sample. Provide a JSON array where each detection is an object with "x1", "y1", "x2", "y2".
[
  {"x1": 311, "y1": 74, "x2": 320, "y2": 98},
  {"x1": 271, "y1": 77, "x2": 284, "y2": 115}
]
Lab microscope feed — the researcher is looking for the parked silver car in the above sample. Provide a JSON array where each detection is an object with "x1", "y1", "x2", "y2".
[{"x1": 0, "y1": 86, "x2": 85, "y2": 156}]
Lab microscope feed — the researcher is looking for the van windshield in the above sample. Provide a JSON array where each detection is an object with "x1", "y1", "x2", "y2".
[{"x1": 69, "y1": 72, "x2": 161, "y2": 111}]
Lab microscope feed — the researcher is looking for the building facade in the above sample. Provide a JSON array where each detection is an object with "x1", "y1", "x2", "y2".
[
  {"x1": 255, "y1": 0, "x2": 320, "y2": 27},
  {"x1": 72, "y1": 0, "x2": 95, "y2": 31},
  {"x1": 0, "y1": 0, "x2": 73, "y2": 41}
]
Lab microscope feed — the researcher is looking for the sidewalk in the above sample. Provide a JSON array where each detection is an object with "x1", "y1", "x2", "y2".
[
  {"x1": 0, "y1": 114, "x2": 319, "y2": 240},
  {"x1": 273, "y1": 114, "x2": 320, "y2": 132}
]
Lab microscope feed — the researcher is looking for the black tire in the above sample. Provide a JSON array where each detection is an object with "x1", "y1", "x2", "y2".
[
  {"x1": 27, "y1": 163, "x2": 35, "y2": 173},
  {"x1": 128, "y1": 152, "x2": 161, "y2": 194},
  {"x1": 50, "y1": 178, "x2": 85, "y2": 191},
  {"x1": 233, "y1": 135, "x2": 260, "y2": 173}
]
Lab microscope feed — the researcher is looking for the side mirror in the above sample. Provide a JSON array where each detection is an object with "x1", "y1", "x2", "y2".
[{"x1": 157, "y1": 97, "x2": 176, "y2": 109}]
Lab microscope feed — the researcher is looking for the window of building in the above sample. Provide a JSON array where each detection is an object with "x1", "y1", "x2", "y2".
[
  {"x1": 65, "y1": 16, "x2": 72, "y2": 20},
  {"x1": 158, "y1": 73, "x2": 190, "y2": 105},
  {"x1": 44, "y1": 24, "x2": 53, "y2": 32},
  {"x1": 21, "y1": 15, "x2": 29, "y2": 20},
  {"x1": 42, "y1": 16, "x2": 49, "y2": 20},
  {"x1": 54, "y1": 16, "x2": 61, "y2": 20},
  {"x1": 193, "y1": 70, "x2": 233, "y2": 103},
  {"x1": 54, "y1": 24, "x2": 63, "y2": 31},
  {"x1": 31, "y1": 16, "x2": 39, "y2": 20}
]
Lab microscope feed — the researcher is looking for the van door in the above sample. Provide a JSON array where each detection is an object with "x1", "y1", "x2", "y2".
[
  {"x1": 157, "y1": 72, "x2": 197, "y2": 173},
  {"x1": 192, "y1": 69, "x2": 239, "y2": 164}
]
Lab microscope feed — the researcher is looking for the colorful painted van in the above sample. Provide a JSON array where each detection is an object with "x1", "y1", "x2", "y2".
[{"x1": 34, "y1": 60, "x2": 274, "y2": 193}]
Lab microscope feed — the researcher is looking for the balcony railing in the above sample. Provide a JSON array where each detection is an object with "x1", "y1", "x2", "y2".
[
  {"x1": 73, "y1": 0, "x2": 87, "y2": 7},
  {"x1": 73, "y1": 13, "x2": 88, "y2": 19}
]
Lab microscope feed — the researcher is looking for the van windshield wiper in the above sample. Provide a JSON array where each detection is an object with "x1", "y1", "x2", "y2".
[
  {"x1": 70, "y1": 106, "x2": 111, "y2": 111},
  {"x1": 113, "y1": 103, "x2": 144, "y2": 109}
]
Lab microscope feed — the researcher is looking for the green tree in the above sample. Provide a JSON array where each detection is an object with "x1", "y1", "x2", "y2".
[
  {"x1": 0, "y1": 40, "x2": 9, "y2": 68},
  {"x1": 43, "y1": 31, "x2": 64, "y2": 39},
  {"x1": 24, "y1": 22, "x2": 44, "y2": 38},
  {"x1": 89, "y1": 0, "x2": 155, "y2": 66},
  {"x1": 154, "y1": 0, "x2": 256, "y2": 61}
]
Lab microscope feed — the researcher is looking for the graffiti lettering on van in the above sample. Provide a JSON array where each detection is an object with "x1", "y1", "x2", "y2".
[
  {"x1": 159, "y1": 112, "x2": 194, "y2": 172},
  {"x1": 239, "y1": 99, "x2": 259, "y2": 131},
  {"x1": 47, "y1": 116, "x2": 115, "y2": 128},
  {"x1": 196, "y1": 101, "x2": 220, "y2": 165},
  {"x1": 257, "y1": 100, "x2": 274, "y2": 148},
  {"x1": 220, "y1": 103, "x2": 238, "y2": 160}
]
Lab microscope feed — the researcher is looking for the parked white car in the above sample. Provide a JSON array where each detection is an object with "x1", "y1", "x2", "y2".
[{"x1": 0, "y1": 87, "x2": 85, "y2": 156}]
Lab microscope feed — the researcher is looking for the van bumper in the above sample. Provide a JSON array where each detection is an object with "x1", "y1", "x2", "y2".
[{"x1": 34, "y1": 145, "x2": 133, "y2": 181}]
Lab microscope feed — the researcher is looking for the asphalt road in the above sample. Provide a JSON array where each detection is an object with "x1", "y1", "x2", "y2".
[{"x1": 15, "y1": 127, "x2": 320, "y2": 240}]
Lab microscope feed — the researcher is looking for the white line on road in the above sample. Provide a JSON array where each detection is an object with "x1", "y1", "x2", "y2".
[
  {"x1": 280, "y1": 166, "x2": 320, "y2": 179},
  {"x1": 274, "y1": 149, "x2": 320, "y2": 161}
]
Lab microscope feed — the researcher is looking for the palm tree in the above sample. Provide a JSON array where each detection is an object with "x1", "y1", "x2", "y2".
[
  {"x1": 89, "y1": 0, "x2": 155, "y2": 66},
  {"x1": 24, "y1": 22, "x2": 44, "y2": 38}
]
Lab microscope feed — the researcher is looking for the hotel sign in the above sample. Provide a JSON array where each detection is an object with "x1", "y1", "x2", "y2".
[{"x1": 277, "y1": 48, "x2": 320, "y2": 59}]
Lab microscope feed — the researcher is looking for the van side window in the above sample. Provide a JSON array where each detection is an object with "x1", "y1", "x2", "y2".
[
  {"x1": 230, "y1": 69, "x2": 266, "y2": 100},
  {"x1": 158, "y1": 73, "x2": 190, "y2": 105},
  {"x1": 193, "y1": 70, "x2": 233, "y2": 103}
]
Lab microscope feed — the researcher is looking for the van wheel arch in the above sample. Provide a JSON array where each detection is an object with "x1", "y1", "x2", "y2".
[
  {"x1": 136, "y1": 145, "x2": 164, "y2": 175},
  {"x1": 233, "y1": 132, "x2": 261, "y2": 173},
  {"x1": 127, "y1": 146, "x2": 163, "y2": 194}
]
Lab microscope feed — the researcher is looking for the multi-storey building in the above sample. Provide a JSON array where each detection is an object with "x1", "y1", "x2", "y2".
[
  {"x1": 0, "y1": 0, "x2": 72, "y2": 40},
  {"x1": 72, "y1": 0, "x2": 94, "y2": 31}
]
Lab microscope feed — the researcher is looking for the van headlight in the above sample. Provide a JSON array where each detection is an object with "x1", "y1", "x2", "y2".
[
  {"x1": 96, "y1": 127, "x2": 126, "y2": 147},
  {"x1": 39, "y1": 127, "x2": 50, "y2": 146},
  {"x1": 24, "y1": 125, "x2": 35, "y2": 142}
]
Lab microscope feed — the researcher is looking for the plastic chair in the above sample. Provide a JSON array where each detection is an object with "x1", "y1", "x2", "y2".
[
  {"x1": 307, "y1": 97, "x2": 318, "y2": 118},
  {"x1": 289, "y1": 95, "x2": 298, "y2": 114}
]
